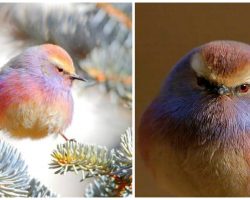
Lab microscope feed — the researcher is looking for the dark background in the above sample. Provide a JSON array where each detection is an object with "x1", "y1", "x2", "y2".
[{"x1": 135, "y1": 3, "x2": 250, "y2": 196}]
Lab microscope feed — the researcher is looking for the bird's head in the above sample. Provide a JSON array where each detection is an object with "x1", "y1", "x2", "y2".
[
  {"x1": 11, "y1": 44, "x2": 86, "y2": 88},
  {"x1": 41, "y1": 44, "x2": 86, "y2": 85},
  {"x1": 191, "y1": 41, "x2": 250, "y2": 97},
  {"x1": 163, "y1": 41, "x2": 250, "y2": 102}
]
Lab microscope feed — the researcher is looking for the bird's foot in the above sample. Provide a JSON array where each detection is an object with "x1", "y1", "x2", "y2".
[
  {"x1": 59, "y1": 133, "x2": 77, "y2": 143},
  {"x1": 68, "y1": 138, "x2": 77, "y2": 143}
]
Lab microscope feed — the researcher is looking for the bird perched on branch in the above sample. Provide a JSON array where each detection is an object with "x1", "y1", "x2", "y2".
[
  {"x1": 0, "y1": 44, "x2": 85, "y2": 140},
  {"x1": 139, "y1": 40, "x2": 250, "y2": 196}
]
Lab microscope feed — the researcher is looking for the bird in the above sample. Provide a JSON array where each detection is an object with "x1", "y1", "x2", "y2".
[
  {"x1": 0, "y1": 44, "x2": 85, "y2": 140},
  {"x1": 139, "y1": 40, "x2": 250, "y2": 197}
]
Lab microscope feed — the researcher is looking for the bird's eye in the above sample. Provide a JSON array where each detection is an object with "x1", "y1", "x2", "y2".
[
  {"x1": 239, "y1": 84, "x2": 250, "y2": 93},
  {"x1": 197, "y1": 77, "x2": 205, "y2": 87},
  {"x1": 197, "y1": 77, "x2": 209, "y2": 88},
  {"x1": 57, "y1": 67, "x2": 63, "y2": 73}
]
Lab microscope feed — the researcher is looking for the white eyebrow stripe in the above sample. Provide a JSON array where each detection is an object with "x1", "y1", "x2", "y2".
[
  {"x1": 240, "y1": 79, "x2": 250, "y2": 84},
  {"x1": 191, "y1": 52, "x2": 250, "y2": 88},
  {"x1": 190, "y1": 52, "x2": 213, "y2": 78}
]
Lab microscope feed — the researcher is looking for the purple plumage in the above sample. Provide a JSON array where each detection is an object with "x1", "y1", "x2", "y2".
[
  {"x1": 0, "y1": 44, "x2": 85, "y2": 139},
  {"x1": 139, "y1": 40, "x2": 250, "y2": 196}
]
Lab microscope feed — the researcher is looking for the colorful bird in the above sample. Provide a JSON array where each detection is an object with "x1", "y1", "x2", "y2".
[
  {"x1": 139, "y1": 40, "x2": 250, "y2": 196},
  {"x1": 0, "y1": 44, "x2": 85, "y2": 140}
]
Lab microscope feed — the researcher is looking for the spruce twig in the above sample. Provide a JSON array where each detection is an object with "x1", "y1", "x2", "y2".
[
  {"x1": 50, "y1": 142, "x2": 112, "y2": 177},
  {"x1": 0, "y1": 141, "x2": 30, "y2": 197},
  {"x1": 84, "y1": 128, "x2": 132, "y2": 197},
  {"x1": 80, "y1": 45, "x2": 132, "y2": 108},
  {"x1": 50, "y1": 127, "x2": 133, "y2": 197},
  {"x1": 28, "y1": 178, "x2": 57, "y2": 197},
  {"x1": 84, "y1": 174, "x2": 132, "y2": 197}
]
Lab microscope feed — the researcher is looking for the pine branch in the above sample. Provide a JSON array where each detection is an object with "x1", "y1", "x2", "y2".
[
  {"x1": 84, "y1": 174, "x2": 132, "y2": 197},
  {"x1": 79, "y1": 45, "x2": 132, "y2": 108},
  {"x1": 28, "y1": 178, "x2": 57, "y2": 197},
  {"x1": 0, "y1": 141, "x2": 30, "y2": 197},
  {"x1": 84, "y1": 128, "x2": 132, "y2": 197},
  {"x1": 1, "y1": 3, "x2": 132, "y2": 57},
  {"x1": 0, "y1": 140, "x2": 58, "y2": 197},
  {"x1": 113, "y1": 127, "x2": 132, "y2": 167},
  {"x1": 50, "y1": 127, "x2": 133, "y2": 197},
  {"x1": 50, "y1": 142, "x2": 113, "y2": 177}
]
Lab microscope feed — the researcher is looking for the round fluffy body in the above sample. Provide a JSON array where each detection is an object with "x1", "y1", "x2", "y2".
[
  {"x1": 0, "y1": 44, "x2": 74, "y2": 139},
  {"x1": 139, "y1": 41, "x2": 250, "y2": 196}
]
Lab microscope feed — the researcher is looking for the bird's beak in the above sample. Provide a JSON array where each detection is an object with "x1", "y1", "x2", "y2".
[
  {"x1": 70, "y1": 74, "x2": 87, "y2": 82},
  {"x1": 216, "y1": 85, "x2": 231, "y2": 96}
]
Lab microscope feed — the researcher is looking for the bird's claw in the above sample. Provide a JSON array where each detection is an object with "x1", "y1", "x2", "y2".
[
  {"x1": 59, "y1": 133, "x2": 77, "y2": 143},
  {"x1": 68, "y1": 138, "x2": 77, "y2": 143}
]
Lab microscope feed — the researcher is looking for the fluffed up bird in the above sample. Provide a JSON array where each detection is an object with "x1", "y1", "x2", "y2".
[
  {"x1": 139, "y1": 40, "x2": 250, "y2": 197},
  {"x1": 0, "y1": 44, "x2": 85, "y2": 140}
]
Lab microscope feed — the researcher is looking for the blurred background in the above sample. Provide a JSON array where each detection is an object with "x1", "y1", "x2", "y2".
[
  {"x1": 0, "y1": 3, "x2": 132, "y2": 197},
  {"x1": 136, "y1": 3, "x2": 250, "y2": 197}
]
